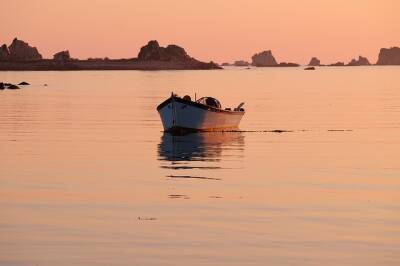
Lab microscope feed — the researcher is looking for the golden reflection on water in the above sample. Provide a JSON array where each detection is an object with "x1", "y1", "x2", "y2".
[
  {"x1": 0, "y1": 68, "x2": 400, "y2": 266},
  {"x1": 158, "y1": 132, "x2": 245, "y2": 162}
]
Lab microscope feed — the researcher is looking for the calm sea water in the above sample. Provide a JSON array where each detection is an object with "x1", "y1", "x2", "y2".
[{"x1": 1, "y1": 67, "x2": 399, "y2": 266}]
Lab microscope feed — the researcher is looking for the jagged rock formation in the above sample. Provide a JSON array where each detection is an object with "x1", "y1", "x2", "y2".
[
  {"x1": 234, "y1": 60, "x2": 250, "y2": 66},
  {"x1": 53, "y1": 50, "x2": 71, "y2": 61},
  {"x1": 0, "y1": 44, "x2": 10, "y2": 61},
  {"x1": 347, "y1": 56, "x2": 371, "y2": 66},
  {"x1": 0, "y1": 39, "x2": 220, "y2": 70},
  {"x1": 8, "y1": 38, "x2": 42, "y2": 61},
  {"x1": 308, "y1": 57, "x2": 320, "y2": 66},
  {"x1": 376, "y1": 47, "x2": 400, "y2": 65},
  {"x1": 251, "y1": 50, "x2": 278, "y2": 66},
  {"x1": 138, "y1": 40, "x2": 191, "y2": 62},
  {"x1": 137, "y1": 40, "x2": 220, "y2": 69},
  {"x1": 329, "y1": 62, "x2": 345, "y2": 66}
]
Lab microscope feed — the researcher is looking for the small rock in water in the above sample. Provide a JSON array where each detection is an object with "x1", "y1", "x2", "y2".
[
  {"x1": 0, "y1": 82, "x2": 5, "y2": 90},
  {"x1": 304, "y1": 67, "x2": 315, "y2": 70},
  {"x1": 7, "y1": 84, "x2": 20, "y2": 90},
  {"x1": 18, "y1": 81, "x2": 30, "y2": 85},
  {"x1": 44, "y1": 84, "x2": 48, "y2": 86},
  {"x1": 137, "y1": 217, "x2": 157, "y2": 221}
]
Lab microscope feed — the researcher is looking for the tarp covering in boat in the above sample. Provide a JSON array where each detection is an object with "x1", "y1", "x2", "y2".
[{"x1": 196, "y1": 97, "x2": 221, "y2": 109}]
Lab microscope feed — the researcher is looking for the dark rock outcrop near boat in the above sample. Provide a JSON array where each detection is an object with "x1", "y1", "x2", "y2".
[
  {"x1": 53, "y1": 50, "x2": 71, "y2": 62},
  {"x1": 7, "y1": 84, "x2": 20, "y2": 90},
  {"x1": 308, "y1": 57, "x2": 320, "y2": 66},
  {"x1": 347, "y1": 56, "x2": 370, "y2": 66},
  {"x1": 251, "y1": 50, "x2": 278, "y2": 66},
  {"x1": 329, "y1": 62, "x2": 345, "y2": 66},
  {"x1": 234, "y1": 60, "x2": 250, "y2": 66},
  {"x1": 304, "y1": 67, "x2": 315, "y2": 70},
  {"x1": 8, "y1": 38, "x2": 42, "y2": 61},
  {"x1": 376, "y1": 47, "x2": 400, "y2": 65},
  {"x1": 0, "y1": 39, "x2": 220, "y2": 70}
]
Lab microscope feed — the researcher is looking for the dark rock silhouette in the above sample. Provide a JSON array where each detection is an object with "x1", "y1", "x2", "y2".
[
  {"x1": 8, "y1": 38, "x2": 42, "y2": 61},
  {"x1": 251, "y1": 50, "x2": 278, "y2": 66},
  {"x1": 0, "y1": 44, "x2": 10, "y2": 61},
  {"x1": 304, "y1": 67, "x2": 315, "y2": 70},
  {"x1": 234, "y1": 60, "x2": 250, "y2": 66},
  {"x1": 329, "y1": 62, "x2": 345, "y2": 66},
  {"x1": 7, "y1": 84, "x2": 20, "y2": 90},
  {"x1": 308, "y1": 57, "x2": 320, "y2": 66},
  {"x1": 165, "y1": 45, "x2": 191, "y2": 61},
  {"x1": 0, "y1": 82, "x2": 5, "y2": 90},
  {"x1": 138, "y1": 40, "x2": 191, "y2": 62},
  {"x1": 376, "y1": 47, "x2": 400, "y2": 65},
  {"x1": 137, "y1": 40, "x2": 220, "y2": 69},
  {"x1": 18, "y1": 81, "x2": 30, "y2": 85},
  {"x1": 0, "y1": 39, "x2": 220, "y2": 70},
  {"x1": 53, "y1": 50, "x2": 71, "y2": 62},
  {"x1": 347, "y1": 56, "x2": 370, "y2": 66},
  {"x1": 221, "y1": 62, "x2": 230, "y2": 66}
]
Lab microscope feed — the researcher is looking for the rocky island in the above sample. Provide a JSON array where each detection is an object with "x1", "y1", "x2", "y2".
[
  {"x1": 329, "y1": 62, "x2": 345, "y2": 66},
  {"x1": 347, "y1": 56, "x2": 370, "y2": 66},
  {"x1": 376, "y1": 47, "x2": 400, "y2": 65},
  {"x1": 251, "y1": 50, "x2": 278, "y2": 66},
  {"x1": 0, "y1": 39, "x2": 221, "y2": 70},
  {"x1": 251, "y1": 50, "x2": 299, "y2": 67},
  {"x1": 308, "y1": 57, "x2": 321, "y2": 66},
  {"x1": 220, "y1": 60, "x2": 250, "y2": 67},
  {"x1": 233, "y1": 60, "x2": 250, "y2": 66}
]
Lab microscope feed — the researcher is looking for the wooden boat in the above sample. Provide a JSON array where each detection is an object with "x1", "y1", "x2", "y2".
[{"x1": 157, "y1": 93, "x2": 245, "y2": 133}]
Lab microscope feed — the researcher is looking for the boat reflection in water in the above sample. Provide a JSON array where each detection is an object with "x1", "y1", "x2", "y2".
[{"x1": 158, "y1": 132, "x2": 245, "y2": 171}]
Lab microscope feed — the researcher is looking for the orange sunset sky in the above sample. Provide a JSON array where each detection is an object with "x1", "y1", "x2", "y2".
[{"x1": 1, "y1": 0, "x2": 399, "y2": 64}]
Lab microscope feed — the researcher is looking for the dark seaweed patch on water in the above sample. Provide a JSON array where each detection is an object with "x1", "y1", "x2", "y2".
[
  {"x1": 224, "y1": 129, "x2": 294, "y2": 133},
  {"x1": 168, "y1": 194, "x2": 190, "y2": 199},
  {"x1": 167, "y1": 175, "x2": 221, "y2": 181},
  {"x1": 161, "y1": 165, "x2": 222, "y2": 170},
  {"x1": 264, "y1": 129, "x2": 294, "y2": 133}
]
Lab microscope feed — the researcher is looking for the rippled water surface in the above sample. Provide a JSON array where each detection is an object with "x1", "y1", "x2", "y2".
[{"x1": 1, "y1": 67, "x2": 400, "y2": 265}]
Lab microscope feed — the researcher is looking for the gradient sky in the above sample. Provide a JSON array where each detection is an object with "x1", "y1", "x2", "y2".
[{"x1": 1, "y1": 0, "x2": 399, "y2": 64}]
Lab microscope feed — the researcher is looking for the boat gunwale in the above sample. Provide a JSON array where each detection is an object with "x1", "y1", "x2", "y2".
[{"x1": 156, "y1": 96, "x2": 245, "y2": 115}]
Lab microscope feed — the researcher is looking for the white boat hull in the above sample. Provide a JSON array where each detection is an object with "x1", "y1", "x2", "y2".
[{"x1": 157, "y1": 96, "x2": 244, "y2": 132}]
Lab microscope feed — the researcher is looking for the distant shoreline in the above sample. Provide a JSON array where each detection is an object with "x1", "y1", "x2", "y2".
[
  {"x1": 0, "y1": 59, "x2": 223, "y2": 71},
  {"x1": 0, "y1": 39, "x2": 222, "y2": 71},
  {"x1": 1, "y1": 38, "x2": 399, "y2": 71},
  {"x1": 1, "y1": 63, "x2": 399, "y2": 72}
]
